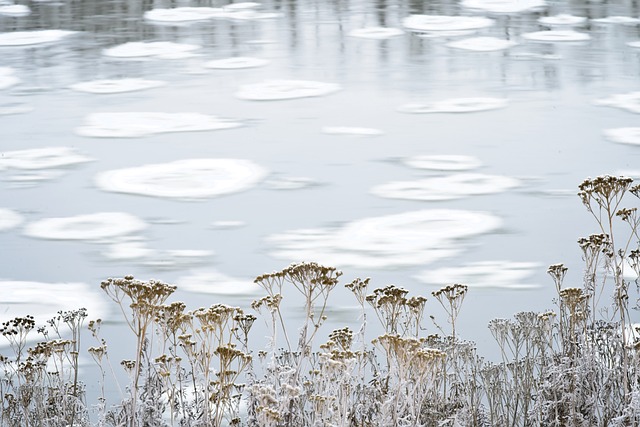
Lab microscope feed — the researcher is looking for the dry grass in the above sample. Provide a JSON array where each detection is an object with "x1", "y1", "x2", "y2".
[{"x1": 2, "y1": 175, "x2": 640, "y2": 426}]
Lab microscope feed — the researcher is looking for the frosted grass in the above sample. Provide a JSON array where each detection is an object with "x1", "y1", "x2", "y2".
[{"x1": 95, "y1": 158, "x2": 267, "y2": 200}]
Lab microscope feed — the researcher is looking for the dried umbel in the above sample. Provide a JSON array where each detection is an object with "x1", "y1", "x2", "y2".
[{"x1": 578, "y1": 175, "x2": 633, "y2": 212}]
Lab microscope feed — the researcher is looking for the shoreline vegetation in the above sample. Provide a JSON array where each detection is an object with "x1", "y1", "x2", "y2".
[{"x1": 2, "y1": 175, "x2": 640, "y2": 426}]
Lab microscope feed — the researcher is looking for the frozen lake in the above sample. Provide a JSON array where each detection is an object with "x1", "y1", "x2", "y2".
[{"x1": 2, "y1": 0, "x2": 640, "y2": 367}]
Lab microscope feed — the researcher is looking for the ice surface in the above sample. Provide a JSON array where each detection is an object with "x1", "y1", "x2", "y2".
[
  {"x1": 603, "y1": 127, "x2": 640, "y2": 146},
  {"x1": 0, "y1": 147, "x2": 93, "y2": 170},
  {"x1": 447, "y1": 36, "x2": 517, "y2": 51},
  {"x1": 103, "y1": 41, "x2": 201, "y2": 59},
  {"x1": 265, "y1": 176, "x2": 318, "y2": 190},
  {"x1": 69, "y1": 78, "x2": 167, "y2": 94},
  {"x1": 538, "y1": 14, "x2": 587, "y2": 26},
  {"x1": 522, "y1": 30, "x2": 590, "y2": 42},
  {"x1": 371, "y1": 173, "x2": 520, "y2": 201},
  {"x1": 348, "y1": 27, "x2": 404, "y2": 39},
  {"x1": 0, "y1": 4, "x2": 30, "y2": 16},
  {"x1": 144, "y1": 7, "x2": 226, "y2": 23},
  {"x1": 204, "y1": 56, "x2": 269, "y2": 69},
  {"x1": 0, "y1": 67, "x2": 19, "y2": 90},
  {"x1": 403, "y1": 155, "x2": 482, "y2": 171},
  {"x1": 402, "y1": 15, "x2": 494, "y2": 32},
  {"x1": 76, "y1": 112, "x2": 242, "y2": 138},
  {"x1": 461, "y1": 0, "x2": 546, "y2": 14},
  {"x1": 24, "y1": 212, "x2": 148, "y2": 240},
  {"x1": 594, "y1": 92, "x2": 640, "y2": 114},
  {"x1": 0, "y1": 281, "x2": 110, "y2": 328},
  {"x1": 266, "y1": 209, "x2": 502, "y2": 268},
  {"x1": 397, "y1": 97, "x2": 508, "y2": 113},
  {"x1": 95, "y1": 158, "x2": 267, "y2": 200},
  {"x1": 592, "y1": 16, "x2": 640, "y2": 25},
  {"x1": 321, "y1": 126, "x2": 383, "y2": 136},
  {"x1": 177, "y1": 270, "x2": 262, "y2": 296},
  {"x1": 236, "y1": 80, "x2": 341, "y2": 100},
  {"x1": 0, "y1": 208, "x2": 23, "y2": 231},
  {"x1": 0, "y1": 29, "x2": 75, "y2": 46},
  {"x1": 415, "y1": 261, "x2": 542, "y2": 289}
]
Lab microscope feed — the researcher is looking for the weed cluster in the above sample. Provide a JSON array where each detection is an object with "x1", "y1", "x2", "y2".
[{"x1": 2, "y1": 175, "x2": 640, "y2": 426}]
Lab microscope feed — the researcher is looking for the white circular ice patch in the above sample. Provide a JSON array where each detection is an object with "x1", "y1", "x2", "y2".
[
  {"x1": 24, "y1": 212, "x2": 147, "y2": 240},
  {"x1": 321, "y1": 126, "x2": 383, "y2": 136},
  {"x1": 348, "y1": 27, "x2": 404, "y2": 39},
  {"x1": 0, "y1": 281, "x2": 109, "y2": 328},
  {"x1": 0, "y1": 67, "x2": 19, "y2": 90},
  {"x1": 204, "y1": 56, "x2": 269, "y2": 69},
  {"x1": 0, "y1": 147, "x2": 93, "y2": 170},
  {"x1": 95, "y1": 158, "x2": 267, "y2": 200},
  {"x1": 594, "y1": 92, "x2": 640, "y2": 114},
  {"x1": 265, "y1": 176, "x2": 318, "y2": 190},
  {"x1": 538, "y1": 14, "x2": 587, "y2": 26},
  {"x1": 69, "y1": 78, "x2": 167, "y2": 94},
  {"x1": 446, "y1": 36, "x2": 517, "y2": 51},
  {"x1": 603, "y1": 127, "x2": 640, "y2": 146},
  {"x1": 522, "y1": 30, "x2": 590, "y2": 42},
  {"x1": 76, "y1": 112, "x2": 242, "y2": 138},
  {"x1": 371, "y1": 173, "x2": 520, "y2": 201},
  {"x1": 461, "y1": 0, "x2": 546, "y2": 14},
  {"x1": 222, "y1": 2, "x2": 261, "y2": 10},
  {"x1": 103, "y1": 41, "x2": 201, "y2": 59},
  {"x1": 0, "y1": 29, "x2": 75, "y2": 46},
  {"x1": 144, "y1": 7, "x2": 225, "y2": 23},
  {"x1": 402, "y1": 15, "x2": 494, "y2": 32},
  {"x1": 0, "y1": 208, "x2": 23, "y2": 231},
  {"x1": 177, "y1": 270, "x2": 262, "y2": 296},
  {"x1": 397, "y1": 97, "x2": 508, "y2": 113},
  {"x1": 592, "y1": 16, "x2": 640, "y2": 25},
  {"x1": 403, "y1": 154, "x2": 482, "y2": 171},
  {"x1": 415, "y1": 261, "x2": 542, "y2": 289},
  {"x1": 0, "y1": 4, "x2": 30, "y2": 16},
  {"x1": 236, "y1": 80, "x2": 341, "y2": 100},
  {"x1": 266, "y1": 209, "x2": 502, "y2": 268}
]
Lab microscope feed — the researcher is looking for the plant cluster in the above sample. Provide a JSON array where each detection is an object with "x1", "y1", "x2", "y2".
[{"x1": 2, "y1": 175, "x2": 640, "y2": 426}]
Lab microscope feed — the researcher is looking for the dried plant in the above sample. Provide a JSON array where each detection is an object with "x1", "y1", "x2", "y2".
[{"x1": 2, "y1": 176, "x2": 640, "y2": 426}]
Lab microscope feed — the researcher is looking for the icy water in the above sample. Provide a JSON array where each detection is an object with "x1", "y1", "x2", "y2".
[{"x1": 2, "y1": 0, "x2": 640, "y2": 376}]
